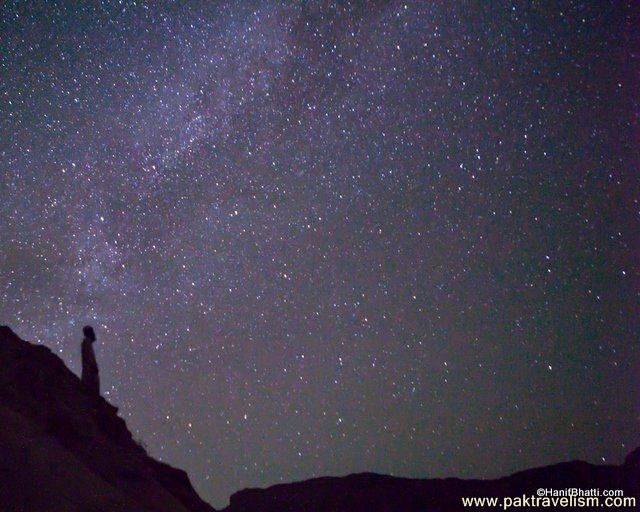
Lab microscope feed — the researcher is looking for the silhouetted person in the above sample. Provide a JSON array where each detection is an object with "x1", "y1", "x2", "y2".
[{"x1": 81, "y1": 325, "x2": 100, "y2": 396}]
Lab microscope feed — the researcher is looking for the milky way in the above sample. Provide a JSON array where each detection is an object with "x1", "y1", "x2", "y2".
[{"x1": 1, "y1": 1, "x2": 638, "y2": 507}]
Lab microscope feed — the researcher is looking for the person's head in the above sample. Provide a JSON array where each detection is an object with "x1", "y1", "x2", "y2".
[{"x1": 83, "y1": 325, "x2": 96, "y2": 342}]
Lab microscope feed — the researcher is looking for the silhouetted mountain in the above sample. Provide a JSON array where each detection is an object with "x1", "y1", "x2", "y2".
[
  {"x1": 225, "y1": 454, "x2": 640, "y2": 512},
  {"x1": 0, "y1": 326, "x2": 215, "y2": 512}
]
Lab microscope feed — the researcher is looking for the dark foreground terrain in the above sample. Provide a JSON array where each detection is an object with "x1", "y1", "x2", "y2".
[
  {"x1": 1, "y1": 326, "x2": 638, "y2": 512},
  {"x1": 224, "y1": 453, "x2": 640, "y2": 512},
  {"x1": 0, "y1": 326, "x2": 214, "y2": 512}
]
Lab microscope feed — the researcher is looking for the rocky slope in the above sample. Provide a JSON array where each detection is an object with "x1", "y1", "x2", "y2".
[{"x1": 0, "y1": 326, "x2": 215, "y2": 512}]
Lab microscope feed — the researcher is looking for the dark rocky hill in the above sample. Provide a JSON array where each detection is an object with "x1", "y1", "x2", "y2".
[
  {"x1": 225, "y1": 452, "x2": 640, "y2": 512},
  {"x1": 0, "y1": 326, "x2": 215, "y2": 512}
]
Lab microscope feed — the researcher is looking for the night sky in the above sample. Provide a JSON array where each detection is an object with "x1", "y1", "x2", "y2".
[{"x1": 1, "y1": 1, "x2": 639, "y2": 507}]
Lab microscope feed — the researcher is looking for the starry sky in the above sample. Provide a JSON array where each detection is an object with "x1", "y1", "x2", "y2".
[{"x1": 1, "y1": 1, "x2": 639, "y2": 507}]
